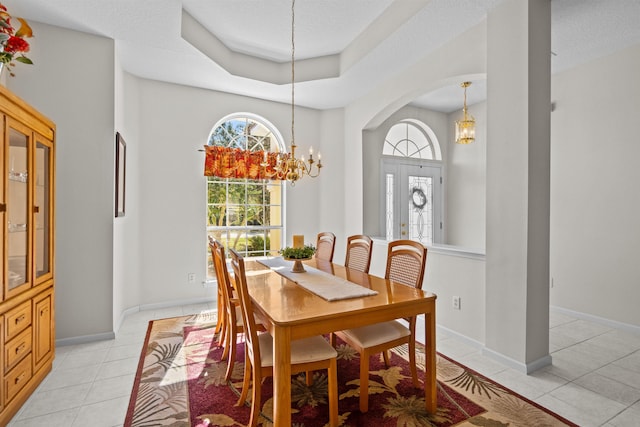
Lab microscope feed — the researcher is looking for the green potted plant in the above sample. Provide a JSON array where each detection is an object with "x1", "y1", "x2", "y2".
[{"x1": 279, "y1": 244, "x2": 315, "y2": 272}]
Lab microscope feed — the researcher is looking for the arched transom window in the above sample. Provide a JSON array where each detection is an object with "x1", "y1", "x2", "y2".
[
  {"x1": 206, "y1": 113, "x2": 285, "y2": 281},
  {"x1": 383, "y1": 118, "x2": 442, "y2": 160}
]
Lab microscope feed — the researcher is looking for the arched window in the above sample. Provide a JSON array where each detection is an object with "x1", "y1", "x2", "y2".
[
  {"x1": 383, "y1": 119, "x2": 442, "y2": 160},
  {"x1": 382, "y1": 119, "x2": 442, "y2": 245},
  {"x1": 206, "y1": 113, "x2": 285, "y2": 281}
]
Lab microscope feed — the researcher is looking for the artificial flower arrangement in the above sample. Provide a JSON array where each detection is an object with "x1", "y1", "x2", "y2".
[
  {"x1": 279, "y1": 244, "x2": 316, "y2": 260},
  {"x1": 0, "y1": 3, "x2": 33, "y2": 76}
]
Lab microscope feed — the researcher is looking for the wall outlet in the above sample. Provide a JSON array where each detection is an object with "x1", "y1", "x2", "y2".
[
  {"x1": 188, "y1": 273, "x2": 196, "y2": 283},
  {"x1": 452, "y1": 296, "x2": 461, "y2": 310}
]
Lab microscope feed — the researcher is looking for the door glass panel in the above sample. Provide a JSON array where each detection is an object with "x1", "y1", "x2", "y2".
[
  {"x1": 408, "y1": 175, "x2": 433, "y2": 245},
  {"x1": 35, "y1": 141, "x2": 51, "y2": 278},
  {"x1": 7, "y1": 128, "x2": 29, "y2": 290},
  {"x1": 385, "y1": 173, "x2": 394, "y2": 240}
]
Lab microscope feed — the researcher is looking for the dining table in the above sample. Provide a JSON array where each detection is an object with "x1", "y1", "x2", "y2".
[{"x1": 243, "y1": 257, "x2": 437, "y2": 427}]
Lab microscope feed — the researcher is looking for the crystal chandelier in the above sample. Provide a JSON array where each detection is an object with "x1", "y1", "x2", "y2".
[
  {"x1": 455, "y1": 82, "x2": 476, "y2": 144},
  {"x1": 270, "y1": 0, "x2": 322, "y2": 185}
]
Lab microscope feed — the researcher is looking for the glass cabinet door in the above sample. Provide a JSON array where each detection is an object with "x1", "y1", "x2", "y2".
[
  {"x1": 6, "y1": 121, "x2": 31, "y2": 295},
  {"x1": 34, "y1": 136, "x2": 53, "y2": 282}
]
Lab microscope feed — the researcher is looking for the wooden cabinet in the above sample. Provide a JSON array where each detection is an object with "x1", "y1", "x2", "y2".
[{"x1": 0, "y1": 85, "x2": 55, "y2": 425}]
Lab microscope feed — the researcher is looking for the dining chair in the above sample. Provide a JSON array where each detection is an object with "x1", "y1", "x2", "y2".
[
  {"x1": 344, "y1": 234, "x2": 373, "y2": 273},
  {"x1": 210, "y1": 239, "x2": 265, "y2": 382},
  {"x1": 210, "y1": 239, "x2": 242, "y2": 381},
  {"x1": 209, "y1": 237, "x2": 226, "y2": 337},
  {"x1": 229, "y1": 248, "x2": 339, "y2": 427},
  {"x1": 315, "y1": 231, "x2": 336, "y2": 262},
  {"x1": 332, "y1": 239, "x2": 427, "y2": 413}
]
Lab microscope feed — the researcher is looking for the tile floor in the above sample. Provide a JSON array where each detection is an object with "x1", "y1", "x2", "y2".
[{"x1": 7, "y1": 304, "x2": 640, "y2": 427}]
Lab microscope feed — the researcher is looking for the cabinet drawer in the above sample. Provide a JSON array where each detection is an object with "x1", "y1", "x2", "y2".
[
  {"x1": 5, "y1": 327, "x2": 32, "y2": 373},
  {"x1": 5, "y1": 301, "x2": 32, "y2": 341},
  {"x1": 4, "y1": 353, "x2": 32, "y2": 404}
]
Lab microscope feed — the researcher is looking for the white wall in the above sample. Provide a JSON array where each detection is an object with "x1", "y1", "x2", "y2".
[
  {"x1": 446, "y1": 101, "x2": 486, "y2": 251},
  {"x1": 8, "y1": 22, "x2": 116, "y2": 340},
  {"x1": 550, "y1": 43, "x2": 640, "y2": 327}
]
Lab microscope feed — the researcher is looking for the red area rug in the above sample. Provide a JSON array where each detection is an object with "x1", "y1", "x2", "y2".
[{"x1": 125, "y1": 314, "x2": 578, "y2": 426}]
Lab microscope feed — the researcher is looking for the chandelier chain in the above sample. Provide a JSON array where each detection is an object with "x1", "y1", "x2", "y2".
[{"x1": 291, "y1": 0, "x2": 295, "y2": 146}]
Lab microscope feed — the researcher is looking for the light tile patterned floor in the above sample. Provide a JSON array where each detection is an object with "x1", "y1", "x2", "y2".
[{"x1": 7, "y1": 304, "x2": 640, "y2": 427}]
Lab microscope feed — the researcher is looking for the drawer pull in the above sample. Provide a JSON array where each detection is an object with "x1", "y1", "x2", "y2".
[
  {"x1": 15, "y1": 314, "x2": 26, "y2": 324},
  {"x1": 16, "y1": 343, "x2": 26, "y2": 354},
  {"x1": 14, "y1": 373, "x2": 25, "y2": 385}
]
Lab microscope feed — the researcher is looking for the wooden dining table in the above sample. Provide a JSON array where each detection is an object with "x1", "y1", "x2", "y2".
[{"x1": 243, "y1": 257, "x2": 437, "y2": 427}]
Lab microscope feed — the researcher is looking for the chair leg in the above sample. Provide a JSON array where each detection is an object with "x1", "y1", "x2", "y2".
[
  {"x1": 329, "y1": 332, "x2": 336, "y2": 347},
  {"x1": 225, "y1": 331, "x2": 237, "y2": 381},
  {"x1": 218, "y1": 314, "x2": 228, "y2": 348},
  {"x1": 328, "y1": 359, "x2": 338, "y2": 427},
  {"x1": 214, "y1": 291, "x2": 223, "y2": 334},
  {"x1": 359, "y1": 352, "x2": 370, "y2": 413},
  {"x1": 408, "y1": 338, "x2": 419, "y2": 388},
  {"x1": 306, "y1": 370, "x2": 313, "y2": 386},
  {"x1": 221, "y1": 322, "x2": 231, "y2": 361},
  {"x1": 382, "y1": 350, "x2": 390, "y2": 367},
  {"x1": 248, "y1": 370, "x2": 262, "y2": 427},
  {"x1": 236, "y1": 348, "x2": 251, "y2": 406}
]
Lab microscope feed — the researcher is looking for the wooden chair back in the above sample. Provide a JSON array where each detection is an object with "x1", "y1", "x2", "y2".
[
  {"x1": 315, "y1": 232, "x2": 336, "y2": 262},
  {"x1": 344, "y1": 234, "x2": 373, "y2": 273},
  {"x1": 385, "y1": 239, "x2": 427, "y2": 289},
  {"x1": 212, "y1": 241, "x2": 234, "y2": 317}
]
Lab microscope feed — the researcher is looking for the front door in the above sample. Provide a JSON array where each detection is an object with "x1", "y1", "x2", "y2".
[{"x1": 383, "y1": 160, "x2": 442, "y2": 245}]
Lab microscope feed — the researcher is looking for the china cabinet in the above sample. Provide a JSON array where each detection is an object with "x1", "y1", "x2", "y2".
[{"x1": 0, "y1": 85, "x2": 55, "y2": 424}]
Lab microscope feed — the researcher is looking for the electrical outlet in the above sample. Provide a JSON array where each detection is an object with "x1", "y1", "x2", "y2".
[
  {"x1": 188, "y1": 273, "x2": 196, "y2": 283},
  {"x1": 452, "y1": 296, "x2": 461, "y2": 310}
]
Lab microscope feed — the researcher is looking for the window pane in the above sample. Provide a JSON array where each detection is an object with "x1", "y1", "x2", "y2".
[
  {"x1": 208, "y1": 204, "x2": 226, "y2": 227},
  {"x1": 246, "y1": 205, "x2": 264, "y2": 226},
  {"x1": 267, "y1": 228, "x2": 282, "y2": 256},
  {"x1": 246, "y1": 231, "x2": 267, "y2": 257},
  {"x1": 227, "y1": 183, "x2": 246, "y2": 204},
  {"x1": 226, "y1": 205, "x2": 245, "y2": 226},
  {"x1": 208, "y1": 179, "x2": 226, "y2": 204}
]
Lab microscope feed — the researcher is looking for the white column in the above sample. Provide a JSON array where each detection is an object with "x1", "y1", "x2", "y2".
[{"x1": 484, "y1": 0, "x2": 552, "y2": 372}]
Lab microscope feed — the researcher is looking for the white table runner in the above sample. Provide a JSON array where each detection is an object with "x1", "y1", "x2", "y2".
[{"x1": 258, "y1": 258, "x2": 378, "y2": 301}]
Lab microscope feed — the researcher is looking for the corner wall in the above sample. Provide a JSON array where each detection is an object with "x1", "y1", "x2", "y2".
[{"x1": 8, "y1": 22, "x2": 115, "y2": 340}]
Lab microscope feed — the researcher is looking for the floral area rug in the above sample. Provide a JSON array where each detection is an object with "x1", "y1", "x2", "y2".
[{"x1": 124, "y1": 314, "x2": 577, "y2": 426}]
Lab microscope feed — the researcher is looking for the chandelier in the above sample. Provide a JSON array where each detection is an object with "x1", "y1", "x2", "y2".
[
  {"x1": 267, "y1": 0, "x2": 322, "y2": 185},
  {"x1": 454, "y1": 81, "x2": 475, "y2": 144}
]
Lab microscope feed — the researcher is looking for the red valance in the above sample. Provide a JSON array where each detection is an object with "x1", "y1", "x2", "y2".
[{"x1": 203, "y1": 145, "x2": 284, "y2": 180}]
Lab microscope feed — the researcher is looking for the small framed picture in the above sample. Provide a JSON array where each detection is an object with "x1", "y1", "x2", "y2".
[{"x1": 115, "y1": 132, "x2": 126, "y2": 217}]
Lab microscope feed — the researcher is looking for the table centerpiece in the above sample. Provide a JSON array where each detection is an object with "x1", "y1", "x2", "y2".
[{"x1": 280, "y1": 244, "x2": 315, "y2": 273}]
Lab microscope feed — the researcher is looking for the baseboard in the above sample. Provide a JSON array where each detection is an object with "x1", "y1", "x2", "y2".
[
  {"x1": 481, "y1": 347, "x2": 552, "y2": 374},
  {"x1": 56, "y1": 331, "x2": 116, "y2": 347},
  {"x1": 435, "y1": 324, "x2": 484, "y2": 350},
  {"x1": 551, "y1": 305, "x2": 640, "y2": 335},
  {"x1": 137, "y1": 296, "x2": 214, "y2": 312},
  {"x1": 60, "y1": 296, "x2": 216, "y2": 348}
]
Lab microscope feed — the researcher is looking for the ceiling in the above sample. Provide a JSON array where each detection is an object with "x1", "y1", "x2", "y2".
[{"x1": 6, "y1": 0, "x2": 640, "y2": 112}]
